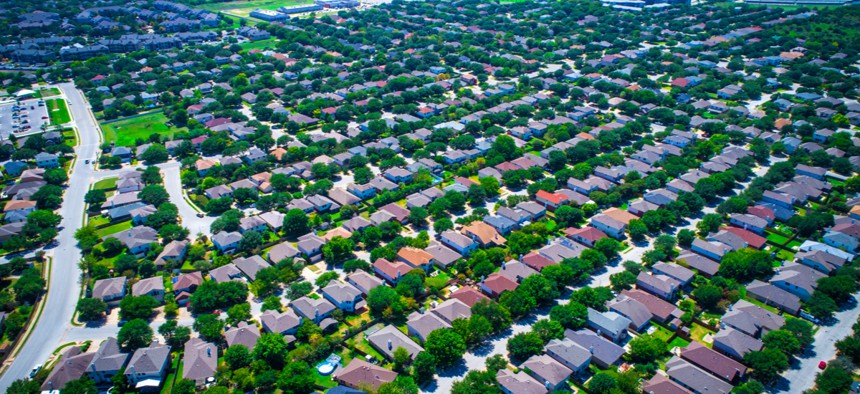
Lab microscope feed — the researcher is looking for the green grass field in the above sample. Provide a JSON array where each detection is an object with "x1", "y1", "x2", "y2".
[
  {"x1": 37, "y1": 88, "x2": 61, "y2": 98},
  {"x1": 100, "y1": 112, "x2": 181, "y2": 147},
  {"x1": 198, "y1": 0, "x2": 312, "y2": 16},
  {"x1": 45, "y1": 99, "x2": 71, "y2": 125},
  {"x1": 95, "y1": 220, "x2": 133, "y2": 237},
  {"x1": 240, "y1": 37, "x2": 277, "y2": 51},
  {"x1": 93, "y1": 177, "x2": 117, "y2": 190}
]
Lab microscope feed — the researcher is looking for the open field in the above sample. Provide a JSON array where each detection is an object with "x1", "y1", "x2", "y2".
[
  {"x1": 100, "y1": 111, "x2": 182, "y2": 147},
  {"x1": 198, "y1": 0, "x2": 313, "y2": 16},
  {"x1": 45, "y1": 99, "x2": 70, "y2": 125}
]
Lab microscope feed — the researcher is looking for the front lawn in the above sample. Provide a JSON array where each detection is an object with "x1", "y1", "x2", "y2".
[
  {"x1": 93, "y1": 177, "x2": 117, "y2": 190},
  {"x1": 88, "y1": 215, "x2": 110, "y2": 227},
  {"x1": 46, "y1": 98, "x2": 71, "y2": 125},
  {"x1": 95, "y1": 220, "x2": 133, "y2": 237},
  {"x1": 690, "y1": 323, "x2": 715, "y2": 345},
  {"x1": 101, "y1": 111, "x2": 183, "y2": 147}
]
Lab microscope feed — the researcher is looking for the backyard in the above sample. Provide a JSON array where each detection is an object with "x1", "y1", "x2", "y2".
[
  {"x1": 100, "y1": 111, "x2": 182, "y2": 147},
  {"x1": 95, "y1": 220, "x2": 133, "y2": 237},
  {"x1": 45, "y1": 99, "x2": 71, "y2": 125}
]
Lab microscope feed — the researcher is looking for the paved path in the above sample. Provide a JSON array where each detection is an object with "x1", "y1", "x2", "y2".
[
  {"x1": 158, "y1": 162, "x2": 215, "y2": 237},
  {"x1": 0, "y1": 83, "x2": 101, "y2": 391},
  {"x1": 775, "y1": 292, "x2": 860, "y2": 393}
]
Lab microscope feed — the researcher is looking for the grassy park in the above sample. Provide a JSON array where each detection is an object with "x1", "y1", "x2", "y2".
[
  {"x1": 45, "y1": 99, "x2": 71, "y2": 125},
  {"x1": 198, "y1": 0, "x2": 312, "y2": 16},
  {"x1": 100, "y1": 111, "x2": 182, "y2": 147}
]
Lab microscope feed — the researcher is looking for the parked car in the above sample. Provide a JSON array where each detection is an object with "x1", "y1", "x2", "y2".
[
  {"x1": 818, "y1": 361, "x2": 827, "y2": 370},
  {"x1": 30, "y1": 364, "x2": 42, "y2": 378}
]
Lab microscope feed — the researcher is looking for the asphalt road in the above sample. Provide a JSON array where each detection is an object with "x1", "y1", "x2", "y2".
[
  {"x1": 158, "y1": 162, "x2": 215, "y2": 237},
  {"x1": 0, "y1": 82, "x2": 100, "y2": 391}
]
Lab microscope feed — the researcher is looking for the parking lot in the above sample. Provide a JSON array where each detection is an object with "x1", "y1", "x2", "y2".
[{"x1": 0, "y1": 98, "x2": 50, "y2": 140}]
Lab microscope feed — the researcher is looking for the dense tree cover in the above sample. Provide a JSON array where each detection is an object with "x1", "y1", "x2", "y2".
[{"x1": 189, "y1": 280, "x2": 249, "y2": 313}]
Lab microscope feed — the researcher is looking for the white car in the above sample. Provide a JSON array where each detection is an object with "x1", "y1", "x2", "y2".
[{"x1": 30, "y1": 364, "x2": 42, "y2": 378}]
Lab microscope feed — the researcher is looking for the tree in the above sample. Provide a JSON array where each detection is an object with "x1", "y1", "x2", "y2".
[
  {"x1": 227, "y1": 303, "x2": 251, "y2": 326},
  {"x1": 451, "y1": 371, "x2": 498, "y2": 394},
  {"x1": 60, "y1": 377, "x2": 96, "y2": 394},
  {"x1": 691, "y1": 284, "x2": 723, "y2": 312},
  {"x1": 588, "y1": 373, "x2": 617, "y2": 394},
  {"x1": 117, "y1": 318, "x2": 153, "y2": 351},
  {"x1": 555, "y1": 205, "x2": 583, "y2": 227},
  {"x1": 193, "y1": 314, "x2": 225, "y2": 342},
  {"x1": 141, "y1": 144, "x2": 169, "y2": 164},
  {"x1": 532, "y1": 319, "x2": 564, "y2": 343},
  {"x1": 550, "y1": 302, "x2": 587, "y2": 330},
  {"x1": 76, "y1": 298, "x2": 106, "y2": 321},
  {"x1": 817, "y1": 276, "x2": 858, "y2": 304},
  {"x1": 806, "y1": 291, "x2": 838, "y2": 320},
  {"x1": 138, "y1": 185, "x2": 169, "y2": 206},
  {"x1": 84, "y1": 189, "x2": 106, "y2": 206},
  {"x1": 471, "y1": 299, "x2": 512, "y2": 333},
  {"x1": 407, "y1": 351, "x2": 435, "y2": 386},
  {"x1": 763, "y1": 329, "x2": 801, "y2": 356},
  {"x1": 254, "y1": 333, "x2": 289, "y2": 369},
  {"x1": 283, "y1": 209, "x2": 309, "y2": 237},
  {"x1": 189, "y1": 280, "x2": 248, "y2": 313},
  {"x1": 717, "y1": 249, "x2": 773, "y2": 283},
  {"x1": 610, "y1": 271, "x2": 637, "y2": 292},
  {"x1": 424, "y1": 329, "x2": 467, "y2": 368},
  {"x1": 507, "y1": 331, "x2": 543, "y2": 360},
  {"x1": 287, "y1": 281, "x2": 313, "y2": 300},
  {"x1": 627, "y1": 334, "x2": 668, "y2": 363},
  {"x1": 492, "y1": 135, "x2": 518, "y2": 160},
  {"x1": 783, "y1": 319, "x2": 815, "y2": 348},
  {"x1": 732, "y1": 380, "x2": 765, "y2": 394},
  {"x1": 628, "y1": 219, "x2": 648, "y2": 242},
  {"x1": 6, "y1": 378, "x2": 40, "y2": 394},
  {"x1": 408, "y1": 206, "x2": 429, "y2": 227},
  {"x1": 677, "y1": 229, "x2": 695, "y2": 247},
  {"x1": 393, "y1": 346, "x2": 411, "y2": 373},
  {"x1": 367, "y1": 285, "x2": 399, "y2": 317},
  {"x1": 744, "y1": 348, "x2": 789, "y2": 382},
  {"x1": 815, "y1": 365, "x2": 853, "y2": 394},
  {"x1": 697, "y1": 213, "x2": 723, "y2": 236},
  {"x1": 44, "y1": 168, "x2": 69, "y2": 185},
  {"x1": 322, "y1": 236, "x2": 354, "y2": 264},
  {"x1": 119, "y1": 295, "x2": 158, "y2": 321},
  {"x1": 224, "y1": 345, "x2": 253, "y2": 369},
  {"x1": 277, "y1": 361, "x2": 315, "y2": 393}
]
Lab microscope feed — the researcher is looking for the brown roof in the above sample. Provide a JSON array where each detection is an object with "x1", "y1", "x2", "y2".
[
  {"x1": 396, "y1": 247, "x2": 433, "y2": 269},
  {"x1": 680, "y1": 341, "x2": 747, "y2": 382},
  {"x1": 601, "y1": 207, "x2": 638, "y2": 225},
  {"x1": 373, "y1": 258, "x2": 411, "y2": 279},
  {"x1": 462, "y1": 221, "x2": 506, "y2": 246},
  {"x1": 4, "y1": 200, "x2": 36, "y2": 211},
  {"x1": 334, "y1": 359, "x2": 396, "y2": 391},
  {"x1": 449, "y1": 286, "x2": 489, "y2": 307},
  {"x1": 482, "y1": 273, "x2": 519, "y2": 296},
  {"x1": 620, "y1": 289, "x2": 681, "y2": 321}
]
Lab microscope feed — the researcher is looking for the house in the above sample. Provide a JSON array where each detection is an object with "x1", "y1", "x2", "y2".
[
  {"x1": 620, "y1": 289, "x2": 683, "y2": 326},
  {"x1": 590, "y1": 209, "x2": 633, "y2": 239},
  {"x1": 103, "y1": 226, "x2": 158, "y2": 256},
  {"x1": 267, "y1": 241, "x2": 300, "y2": 264},
  {"x1": 565, "y1": 329, "x2": 625, "y2": 369},
  {"x1": 260, "y1": 309, "x2": 302, "y2": 335},
  {"x1": 498, "y1": 261, "x2": 539, "y2": 283},
  {"x1": 225, "y1": 322, "x2": 260, "y2": 350},
  {"x1": 480, "y1": 273, "x2": 519, "y2": 298},
  {"x1": 607, "y1": 297, "x2": 651, "y2": 332},
  {"x1": 41, "y1": 347, "x2": 96, "y2": 392},
  {"x1": 515, "y1": 201, "x2": 546, "y2": 220},
  {"x1": 183, "y1": 338, "x2": 217, "y2": 386},
  {"x1": 586, "y1": 308, "x2": 631, "y2": 343},
  {"x1": 155, "y1": 240, "x2": 188, "y2": 267},
  {"x1": 209, "y1": 263, "x2": 243, "y2": 284},
  {"x1": 239, "y1": 216, "x2": 267, "y2": 233},
  {"x1": 233, "y1": 255, "x2": 271, "y2": 281},
  {"x1": 462, "y1": 222, "x2": 506, "y2": 247},
  {"x1": 291, "y1": 294, "x2": 336, "y2": 325},
  {"x1": 770, "y1": 263, "x2": 825, "y2": 300},
  {"x1": 721, "y1": 300, "x2": 784, "y2": 338},
  {"x1": 642, "y1": 375, "x2": 693, "y2": 394},
  {"x1": 86, "y1": 337, "x2": 129, "y2": 384},
  {"x1": 333, "y1": 359, "x2": 396, "y2": 392},
  {"x1": 535, "y1": 190, "x2": 569, "y2": 210},
  {"x1": 680, "y1": 342, "x2": 746, "y2": 383},
  {"x1": 92, "y1": 277, "x2": 127, "y2": 305},
  {"x1": 430, "y1": 298, "x2": 471, "y2": 324},
  {"x1": 665, "y1": 356, "x2": 734, "y2": 394},
  {"x1": 132, "y1": 277, "x2": 165, "y2": 303},
  {"x1": 545, "y1": 338, "x2": 591, "y2": 375},
  {"x1": 676, "y1": 251, "x2": 720, "y2": 277},
  {"x1": 373, "y1": 258, "x2": 412, "y2": 284},
  {"x1": 367, "y1": 324, "x2": 423, "y2": 361},
  {"x1": 124, "y1": 343, "x2": 171, "y2": 388},
  {"x1": 746, "y1": 280, "x2": 801, "y2": 315},
  {"x1": 346, "y1": 271, "x2": 385, "y2": 296},
  {"x1": 35, "y1": 152, "x2": 59, "y2": 168},
  {"x1": 636, "y1": 272, "x2": 680, "y2": 300},
  {"x1": 691, "y1": 238, "x2": 730, "y2": 261},
  {"x1": 440, "y1": 230, "x2": 479, "y2": 256},
  {"x1": 796, "y1": 249, "x2": 848, "y2": 274},
  {"x1": 407, "y1": 312, "x2": 451, "y2": 342},
  {"x1": 651, "y1": 263, "x2": 695, "y2": 286},
  {"x1": 3, "y1": 200, "x2": 36, "y2": 223},
  {"x1": 321, "y1": 281, "x2": 364, "y2": 312},
  {"x1": 425, "y1": 241, "x2": 462, "y2": 268},
  {"x1": 563, "y1": 226, "x2": 607, "y2": 247},
  {"x1": 449, "y1": 286, "x2": 490, "y2": 307},
  {"x1": 713, "y1": 327, "x2": 763, "y2": 361},
  {"x1": 729, "y1": 214, "x2": 768, "y2": 234},
  {"x1": 173, "y1": 272, "x2": 203, "y2": 295},
  {"x1": 297, "y1": 234, "x2": 326, "y2": 260},
  {"x1": 496, "y1": 369, "x2": 548, "y2": 394},
  {"x1": 522, "y1": 355, "x2": 572, "y2": 392},
  {"x1": 396, "y1": 247, "x2": 433, "y2": 272}
]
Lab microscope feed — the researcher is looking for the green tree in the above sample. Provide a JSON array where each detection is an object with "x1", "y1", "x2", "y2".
[
  {"x1": 138, "y1": 184, "x2": 169, "y2": 206},
  {"x1": 60, "y1": 377, "x2": 96, "y2": 394},
  {"x1": 283, "y1": 209, "x2": 309, "y2": 237},
  {"x1": 193, "y1": 314, "x2": 225, "y2": 342},
  {"x1": 254, "y1": 333, "x2": 289, "y2": 369},
  {"x1": 76, "y1": 298, "x2": 107, "y2": 321},
  {"x1": 588, "y1": 372, "x2": 617, "y2": 394},
  {"x1": 783, "y1": 319, "x2": 815, "y2": 348},
  {"x1": 507, "y1": 331, "x2": 544, "y2": 360},
  {"x1": 550, "y1": 302, "x2": 587, "y2": 330},
  {"x1": 412, "y1": 351, "x2": 436, "y2": 385},
  {"x1": 117, "y1": 318, "x2": 153, "y2": 351},
  {"x1": 367, "y1": 285, "x2": 400, "y2": 318},
  {"x1": 763, "y1": 329, "x2": 801, "y2": 356},
  {"x1": 744, "y1": 348, "x2": 789, "y2": 382},
  {"x1": 322, "y1": 236, "x2": 354, "y2": 264},
  {"x1": 424, "y1": 329, "x2": 467, "y2": 368},
  {"x1": 626, "y1": 334, "x2": 668, "y2": 363},
  {"x1": 691, "y1": 284, "x2": 723, "y2": 312},
  {"x1": 224, "y1": 345, "x2": 252, "y2": 369},
  {"x1": 119, "y1": 295, "x2": 158, "y2": 321},
  {"x1": 84, "y1": 189, "x2": 106, "y2": 206}
]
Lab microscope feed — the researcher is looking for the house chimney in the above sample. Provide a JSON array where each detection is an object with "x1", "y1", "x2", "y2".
[
  {"x1": 387, "y1": 339, "x2": 392, "y2": 350},
  {"x1": 207, "y1": 347, "x2": 211, "y2": 357}
]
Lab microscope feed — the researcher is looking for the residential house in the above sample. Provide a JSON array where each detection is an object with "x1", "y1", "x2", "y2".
[
  {"x1": 41, "y1": 347, "x2": 96, "y2": 392},
  {"x1": 104, "y1": 226, "x2": 158, "y2": 256},
  {"x1": 290, "y1": 296, "x2": 336, "y2": 324},
  {"x1": 124, "y1": 343, "x2": 171, "y2": 388},
  {"x1": 132, "y1": 277, "x2": 165, "y2": 303},
  {"x1": 665, "y1": 356, "x2": 734, "y2": 394},
  {"x1": 367, "y1": 325, "x2": 423, "y2": 361},
  {"x1": 545, "y1": 338, "x2": 591, "y2": 375},
  {"x1": 440, "y1": 230, "x2": 479, "y2": 256},
  {"x1": 224, "y1": 322, "x2": 260, "y2": 350},
  {"x1": 496, "y1": 369, "x2": 548, "y2": 394},
  {"x1": 607, "y1": 297, "x2": 651, "y2": 332},
  {"x1": 680, "y1": 342, "x2": 746, "y2": 383},
  {"x1": 462, "y1": 222, "x2": 507, "y2": 247},
  {"x1": 212, "y1": 231, "x2": 241, "y2": 252},
  {"x1": 321, "y1": 281, "x2": 364, "y2": 312},
  {"x1": 480, "y1": 273, "x2": 519, "y2": 298},
  {"x1": 183, "y1": 338, "x2": 217, "y2": 386},
  {"x1": 587, "y1": 308, "x2": 631, "y2": 343},
  {"x1": 636, "y1": 272, "x2": 680, "y2": 300},
  {"x1": 86, "y1": 337, "x2": 129, "y2": 385},
  {"x1": 713, "y1": 327, "x2": 763, "y2": 361},
  {"x1": 396, "y1": 247, "x2": 433, "y2": 272},
  {"x1": 565, "y1": 329, "x2": 625, "y2": 369},
  {"x1": 407, "y1": 312, "x2": 450, "y2": 342},
  {"x1": 333, "y1": 359, "x2": 396, "y2": 392},
  {"x1": 260, "y1": 309, "x2": 302, "y2": 335},
  {"x1": 721, "y1": 300, "x2": 784, "y2": 338},
  {"x1": 92, "y1": 277, "x2": 127, "y2": 305},
  {"x1": 746, "y1": 280, "x2": 801, "y2": 315},
  {"x1": 346, "y1": 271, "x2": 385, "y2": 296}
]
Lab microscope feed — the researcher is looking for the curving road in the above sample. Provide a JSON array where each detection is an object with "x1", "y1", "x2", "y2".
[{"x1": 0, "y1": 83, "x2": 101, "y2": 391}]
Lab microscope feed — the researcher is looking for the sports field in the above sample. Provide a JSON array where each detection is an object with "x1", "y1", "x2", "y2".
[{"x1": 100, "y1": 111, "x2": 182, "y2": 147}]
